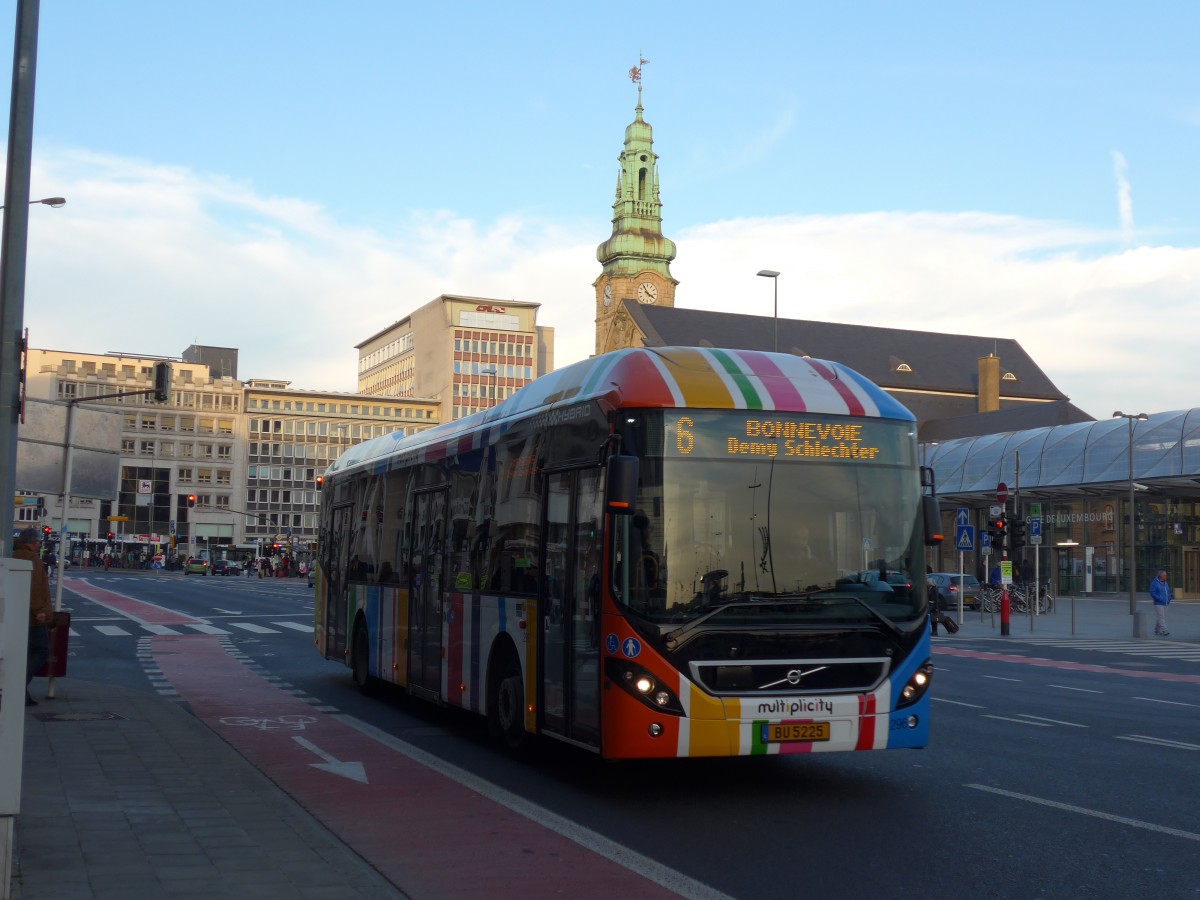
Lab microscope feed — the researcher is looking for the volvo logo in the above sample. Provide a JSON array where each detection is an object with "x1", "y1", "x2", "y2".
[{"x1": 759, "y1": 665, "x2": 827, "y2": 690}]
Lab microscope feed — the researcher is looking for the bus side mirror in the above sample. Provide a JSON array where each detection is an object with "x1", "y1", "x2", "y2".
[
  {"x1": 923, "y1": 495, "x2": 943, "y2": 545},
  {"x1": 605, "y1": 454, "x2": 639, "y2": 515}
]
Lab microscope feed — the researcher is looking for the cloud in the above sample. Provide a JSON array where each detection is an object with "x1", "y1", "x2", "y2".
[
  {"x1": 19, "y1": 148, "x2": 1200, "y2": 423},
  {"x1": 1112, "y1": 150, "x2": 1134, "y2": 242}
]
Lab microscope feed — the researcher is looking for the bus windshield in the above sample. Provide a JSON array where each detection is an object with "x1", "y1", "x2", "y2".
[{"x1": 612, "y1": 409, "x2": 925, "y2": 628}]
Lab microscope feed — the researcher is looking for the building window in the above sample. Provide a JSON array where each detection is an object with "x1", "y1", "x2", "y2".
[{"x1": 178, "y1": 468, "x2": 193, "y2": 483}]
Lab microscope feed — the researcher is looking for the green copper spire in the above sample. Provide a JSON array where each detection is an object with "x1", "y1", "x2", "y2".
[{"x1": 595, "y1": 82, "x2": 677, "y2": 283}]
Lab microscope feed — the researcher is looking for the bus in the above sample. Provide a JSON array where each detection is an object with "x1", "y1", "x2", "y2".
[{"x1": 314, "y1": 347, "x2": 938, "y2": 759}]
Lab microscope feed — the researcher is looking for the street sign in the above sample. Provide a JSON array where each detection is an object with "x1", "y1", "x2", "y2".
[
  {"x1": 955, "y1": 507, "x2": 969, "y2": 528},
  {"x1": 955, "y1": 524, "x2": 974, "y2": 551},
  {"x1": 1030, "y1": 518, "x2": 1043, "y2": 545},
  {"x1": 982, "y1": 532, "x2": 992, "y2": 556},
  {"x1": 106, "y1": 515, "x2": 129, "y2": 522},
  {"x1": 997, "y1": 482, "x2": 1009, "y2": 503},
  {"x1": 989, "y1": 504, "x2": 1002, "y2": 517},
  {"x1": 1029, "y1": 502, "x2": 1042, "y2": 517}
]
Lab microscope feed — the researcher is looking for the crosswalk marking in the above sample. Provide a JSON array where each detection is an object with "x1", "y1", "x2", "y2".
[
  {"x1": 142, "y1": 624, "x2": 183, "y2": 636},
  {"x1": 184, "y1": 624, "x2": 232, "y2": 635},
  {"x1": 273, "y1": 621, "x2": 313, "y2": 632},
  {"x1": 67, "y1": 620, "x2": 312, "y2": 638},
  {"x1": 228, "y1": 622, "x2": 279, "y2": 634},
  {"x1": 968, "y1": 635, "x2": 1200, "y2": 663}
]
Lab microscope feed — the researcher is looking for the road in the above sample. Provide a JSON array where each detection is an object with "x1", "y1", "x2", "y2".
[{"x1": 51, "y1": 571, "x2": 1200, "y2": 899}]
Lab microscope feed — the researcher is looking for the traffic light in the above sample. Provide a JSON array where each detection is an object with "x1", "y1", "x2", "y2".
[
  {"x1": 41, "y1": 525, "x2": 51, "y2": 538},
  {"x1": 153, "y1": 361, "x2": 173, "y2": 402},
  {"x1": 106, "y1": 531, "x2": 115, "y2": 543},
  {"x1": 993, "y1": 514, "x2": 1008, "y2": 550},
  {"x1": 315, "y1": 474, "x2": 324, "y2": 487},
  {"x1": 1010, "y1": 518, "x2": 1026, "y2": 551},
  {"x1": 187, "y1": 494, "x2": 196, "y2": 509}
]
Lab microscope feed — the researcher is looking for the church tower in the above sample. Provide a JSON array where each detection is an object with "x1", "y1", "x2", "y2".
[{"x1": 594, "y1": 65, "x2": 678, "y2": 354}]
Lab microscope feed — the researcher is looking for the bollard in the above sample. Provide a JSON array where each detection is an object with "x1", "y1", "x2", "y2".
[{"x1": 1000, "y1": 585, "x2": 1010, "y2": 636}]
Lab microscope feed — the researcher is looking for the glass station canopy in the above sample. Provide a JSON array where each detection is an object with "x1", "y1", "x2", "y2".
[{"x1": 925, "y1": 409, "x2": 1200, "y2": 502}]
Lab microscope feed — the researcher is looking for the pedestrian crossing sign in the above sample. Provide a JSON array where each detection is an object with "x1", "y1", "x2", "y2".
[{"x1": 955, "y1": 524, "x2": 974, "y2": 551}]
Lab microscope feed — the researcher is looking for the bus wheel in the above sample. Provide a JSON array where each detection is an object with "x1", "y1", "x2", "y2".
[
  {"x1": 489, "y1": 660, "x2": 528, "y2": 754},
  {"x1": 351, "y1": 623, "x2": 373, "y2": 695}
]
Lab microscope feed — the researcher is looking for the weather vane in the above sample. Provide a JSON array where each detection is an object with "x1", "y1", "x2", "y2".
[{"x1": 629, "y1": 53, "x2": 649, "y2": 84}]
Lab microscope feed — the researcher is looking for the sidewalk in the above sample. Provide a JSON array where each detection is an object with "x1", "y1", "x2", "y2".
[
  {"x1": 12, "y1": 681, "x2": 405, "y2": 900},
  {"x1": 944, "y1": 593, "x2": 1200, "y2": 642}
]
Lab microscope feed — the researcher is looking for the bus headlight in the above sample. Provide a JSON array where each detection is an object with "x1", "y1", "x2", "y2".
[
  {"x1": 605, "y1": 658, "x2": 684, "y2": 714},
  {"x1": 896, "y1": 661, "x2": 934, "y2": 709}
]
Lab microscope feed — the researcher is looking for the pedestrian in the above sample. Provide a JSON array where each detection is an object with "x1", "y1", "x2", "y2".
[
  {"x1": 1149, "y1": 569, "x2": 1171, "y2": 636},
  {"x1": 13, "y1": 527, "x2": 53, "y2": 706}
]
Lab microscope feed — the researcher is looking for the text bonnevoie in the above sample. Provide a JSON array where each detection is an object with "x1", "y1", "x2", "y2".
[{"x1": 670, "y1": 414, "x2": 891, "y2": 462}]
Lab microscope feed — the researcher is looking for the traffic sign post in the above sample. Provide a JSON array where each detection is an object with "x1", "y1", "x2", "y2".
[
  {"x1": 955, "y1": 508, "x2": 974, "y2": 623},
  {"x1": 997, "y1": 482, "x2": 1011, "y2": 636},
  {"x1": 1030, "y1": 518, "x2": 1043, "y2": 614}
]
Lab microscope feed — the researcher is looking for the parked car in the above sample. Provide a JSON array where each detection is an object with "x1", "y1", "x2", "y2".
[
  {"x1": 212, "y1": 559, "x2": 239, "y2": 576},
  {"x1": 183, "y1": 557, "x2": 209, "y2": 575},
  {"x1": 855, "y1": 569, "x2": 913, "y2": 597},
  {"x1": 926, "y1": 572, "x2": 982, "y2": 610}
]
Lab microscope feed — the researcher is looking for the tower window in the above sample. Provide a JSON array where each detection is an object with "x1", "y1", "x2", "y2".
[{"x1": 638, "y1": 168, "x2": 647, "y2": 200}]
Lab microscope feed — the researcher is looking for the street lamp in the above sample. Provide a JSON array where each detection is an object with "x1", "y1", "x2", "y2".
[
  {"x1": 1113, "y1": 411, "x2": 1149, "y2": 615},
  {"x1": 0, "y1": 196, "x2": 65, "y2": 209},
  {"x1": 756, "y1": 270, "x2": 780, "y2": 352}
]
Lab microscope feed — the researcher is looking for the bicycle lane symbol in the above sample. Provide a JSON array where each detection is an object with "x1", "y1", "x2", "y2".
[{"x1": 219, "y1": 714, "x2": 317, "y2": 731}]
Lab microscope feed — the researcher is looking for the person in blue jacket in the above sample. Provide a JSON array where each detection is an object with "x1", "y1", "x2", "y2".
[{"x1": 1149, "y1": 570, "x2": 1172, "y2": 636}]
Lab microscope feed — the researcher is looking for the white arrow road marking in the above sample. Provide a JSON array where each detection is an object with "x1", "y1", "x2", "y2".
[
  {"x1": 213, "y1": 607, "x2": 243, "y2": 615},
  {"x1": 292, "y1": 736, "x2": 369, "y2": 783}
]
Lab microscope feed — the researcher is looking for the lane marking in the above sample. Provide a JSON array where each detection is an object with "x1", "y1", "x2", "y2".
[
  {"x1": 981, "y1": 715, "x2": 1052, "y2": 726},
  {"x1": 95, "y1": 625, "x2": 131, "y2": 636},
  {"x1": 966, "y1": 784, "x2": 1200, "y2": 842},
  {"x1": 335, "y1": 714, "x2": 736, "y2": 900},
  {"x1": 1048, "y1": 684, "x2": 1103, "y2": 693},
  {"x1": 932, "y1": 697, "x2": 987, "y2": 708},
  {"x1": 1016, "y1": 714, "x2": 1087, "y2": 727},
  {"x1": 1133, "y1": 696, "x2": 1199, "y2": 708},
  {"x1": 982, "y1": 675, "x2": 1022, "y2": 682},
  {"x1": 188, "y1": 624, "x2": 231, "y2": 635},
  {"x1": 1116, "y1": 735, "x2": 1200, "y2": 751}
]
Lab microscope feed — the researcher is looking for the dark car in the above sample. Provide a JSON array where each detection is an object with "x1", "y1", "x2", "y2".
[
  {"x1": 212, "y1": 559, "x2": 239, "y2": 576},
  {"x1": 927, "y1": 572, "x2": 982, "y2": 610}
]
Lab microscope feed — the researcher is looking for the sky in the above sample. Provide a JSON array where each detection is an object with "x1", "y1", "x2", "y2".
[{"x1": 3, "y1": 1, "x2": 1200, "y2": 420}]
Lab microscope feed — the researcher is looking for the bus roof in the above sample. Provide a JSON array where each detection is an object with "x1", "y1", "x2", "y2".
[{"x1": 326, "y1": 346, "x2": 914, "y2": 478}]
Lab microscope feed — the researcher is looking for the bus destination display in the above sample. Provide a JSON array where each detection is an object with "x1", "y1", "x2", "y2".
[{"x1": 669, "y1": 413, "x2": 892, "y2": 462}]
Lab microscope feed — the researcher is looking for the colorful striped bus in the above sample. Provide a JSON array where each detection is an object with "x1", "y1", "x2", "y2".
[{"x1": 314, "y1": 347, "x2": 936, "y2": 758}]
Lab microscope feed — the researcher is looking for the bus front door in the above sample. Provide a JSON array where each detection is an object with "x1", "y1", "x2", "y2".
[
  {"x1": 408, "y1": 488, "x2": 448, "y2": 700},
  {"x1": 541, "y1": 470, "x2": 601, "y2": 749}
]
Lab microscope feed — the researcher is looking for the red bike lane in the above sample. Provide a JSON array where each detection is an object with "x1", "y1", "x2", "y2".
[{"x1": 151, "y1": 633, "x2": 689, "y2": 899}]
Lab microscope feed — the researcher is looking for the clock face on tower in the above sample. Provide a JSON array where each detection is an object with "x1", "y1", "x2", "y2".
[
  {"x1": 603, "y1": 284, "x2": 612, "y2": 307},
  {"x1": 636, "y1": 281, "x2": 658, "y2": 304}
]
